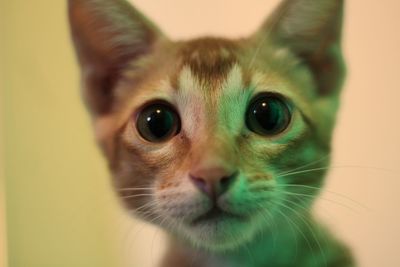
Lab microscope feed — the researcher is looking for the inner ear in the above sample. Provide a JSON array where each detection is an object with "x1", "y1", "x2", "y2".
[
  {"x1": 68, "y1": 0, "x2": 167, "y2": 115},
  {"x1": 253, "y1": 0, "x2": 346, "y2": 95}
]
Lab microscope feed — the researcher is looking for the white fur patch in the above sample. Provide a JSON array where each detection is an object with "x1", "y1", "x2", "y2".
[
  {"x1": 177, "y1": 66, "x2": 205, "y2": 139},
  {"x1": 217, "y1": 64, "x2": 249, "y2": 134},
  {"x1": 221, "y1": 64, "x2": 244, "y2": 95}
]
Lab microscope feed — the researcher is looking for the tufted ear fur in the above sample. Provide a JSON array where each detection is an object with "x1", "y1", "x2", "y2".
[
  {"x1": 255, "y1": 0, "x2": 346, "y2": 95},
  {"x1": 68, "y1": 0, "x2": 166, "y2": 115}
]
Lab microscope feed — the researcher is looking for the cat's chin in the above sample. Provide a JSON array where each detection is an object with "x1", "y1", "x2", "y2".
[{"x1": 180, "y1": 213, "x2": 256, "y2": 252}]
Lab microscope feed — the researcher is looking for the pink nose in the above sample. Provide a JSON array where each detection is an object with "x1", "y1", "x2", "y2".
[{"x1": 189, "y1": 167, "x2": 238, "y2": 198}]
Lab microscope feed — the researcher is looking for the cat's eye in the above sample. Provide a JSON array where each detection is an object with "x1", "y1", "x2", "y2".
[
  {"x1": 245, "y1": 93, "x2": 292, "y2": 136},
  {"x1": 136, "y1": 102, "x2": 181, "y2": 143}
]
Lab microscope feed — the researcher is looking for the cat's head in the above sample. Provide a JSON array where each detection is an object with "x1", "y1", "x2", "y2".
[{"x1": 69, "y1": 0, "x2": 345, "y2": 252}]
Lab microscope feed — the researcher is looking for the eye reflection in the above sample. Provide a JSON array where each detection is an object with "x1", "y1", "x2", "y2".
[
  {"x1": 136, "y1": 102, "x2": 181, "y2": 143},
  {"x1": 246, "y1": 94, "x2": 292, "y2": 136}
]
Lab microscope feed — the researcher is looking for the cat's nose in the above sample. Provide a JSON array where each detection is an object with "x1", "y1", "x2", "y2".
[{"x1": 189, "y1": 167, "x2": 238, "y2": 199}]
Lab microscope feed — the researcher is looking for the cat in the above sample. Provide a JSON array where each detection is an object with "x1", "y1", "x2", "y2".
[{"x1": 68, "y1": 0, "x2": 354, "y2": 266}]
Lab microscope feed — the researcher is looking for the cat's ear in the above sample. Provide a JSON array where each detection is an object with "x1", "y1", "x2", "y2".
[
  {"x1": 254, "y1": 0, "x2": 345, "y2": 95},
  {"x1": 68, "y1": 0, "x2": 166, "y2": 115}
]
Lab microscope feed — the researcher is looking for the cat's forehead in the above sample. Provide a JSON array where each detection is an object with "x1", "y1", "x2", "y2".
[
  {"x1": 172, "y1": 38, "x2": 311, "y2": 101},
  {"x1": 173, "y1": 38, "x2": 244, "y2": 89}
]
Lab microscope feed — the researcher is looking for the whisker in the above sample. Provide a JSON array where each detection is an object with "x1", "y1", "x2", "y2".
[
  {"x1": 121, "y1": 194, "x2": 153, "y2": 199},
  {"x1": 270, "y1": 205, "x2": 302, "y2": 263},
  {"x1": 117, "y1": 187, "x2": 153, "y2": 192},
  {"x1": 331, "y1": 164, "x2": 397, "y2": 173},
  {"x1": 276, "y1": 154, "x2": 331, "y2": 177},
  {"x1": 281, "y1": 197, "x2": 332, "y2": 251},
  {"x1": 277, "y1": 165, "x2": 397, "y2": 179},
  {"x1": 124, "y1": 213, "x2": 165, "y2": 256},
  {"x1": 243, "y1": 236, "x2": 256, "y2": 265},
  {"x1": 275, "y1": 184, "x2": 369, "y2": 211},
  {"x1": 276, "y1": 167, "x2": 330, "y2": 179},
  {"x1": 131, "y1": 201, "x2": 158, "y2": 214},
  {"x1": 258, "y1": 201, "x2": 314, "y2": 265},
  {"x1": 255, "y1": 202, "x2": 278, "y2": 249},
  {"x1": 122, "y1": 221, "x2": 136, "y2": 255},
  {"x1": 249, "y1": 185, "x2": 364, "y2": 213},
  {"x1": 276, "y1": 190, "x2": 360, "y2": 214},
  {"x1": 272, "y1": 200, "x2": 327, "y2": 267}
]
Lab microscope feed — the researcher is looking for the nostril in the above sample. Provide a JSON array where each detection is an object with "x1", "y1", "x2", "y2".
[
  {"x1": 219, "y1": 171, "x2": 238, "y2": 193},
  {"x1": 189, "y1": 175, "x2": 210, "y2": 195},
  {"x1": 220, "y1": 176, "x2": 230, "y2": 185},
  {"x1": 220, "y1": 175, "x2": 233, "y2": 189}
]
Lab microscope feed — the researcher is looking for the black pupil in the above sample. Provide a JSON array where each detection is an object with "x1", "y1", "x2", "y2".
[
  {"x1": 137, "y1": 104, "x2": 179, "y2": 142},
  {"x1": 247, "y1": 96, "x2": 290, "y2": 135},
  {"x1": 147, "y1": 108, "x2": 174, "y2": 137}
]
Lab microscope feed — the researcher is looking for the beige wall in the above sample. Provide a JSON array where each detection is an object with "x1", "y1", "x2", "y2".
[
  {"x1": 1, "y1": 0, "x2": 8, "y2": 265},
  {"x1": 2, "y1": 1, "x2": 121, "y2": 267},
  {"x1": 2, "y1": 0, "x2": 400, "y2": 267}
]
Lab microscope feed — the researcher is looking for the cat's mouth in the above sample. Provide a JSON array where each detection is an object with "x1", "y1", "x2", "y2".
[
  {"x1": 186, "y1": 205, "x2": 251, "y2": 249},
  {"x1": 191, "y1": 206, "x2": 245, "y2": 226}
]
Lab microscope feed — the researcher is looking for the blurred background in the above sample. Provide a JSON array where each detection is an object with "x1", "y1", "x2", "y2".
[{"x1": 1, "y1": 0, "x2": 400, "y2": 266}]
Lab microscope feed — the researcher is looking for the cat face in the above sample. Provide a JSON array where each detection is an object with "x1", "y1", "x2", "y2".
[{"x1": 69, "y1": 0, "x2": 345, "y2": 251}]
